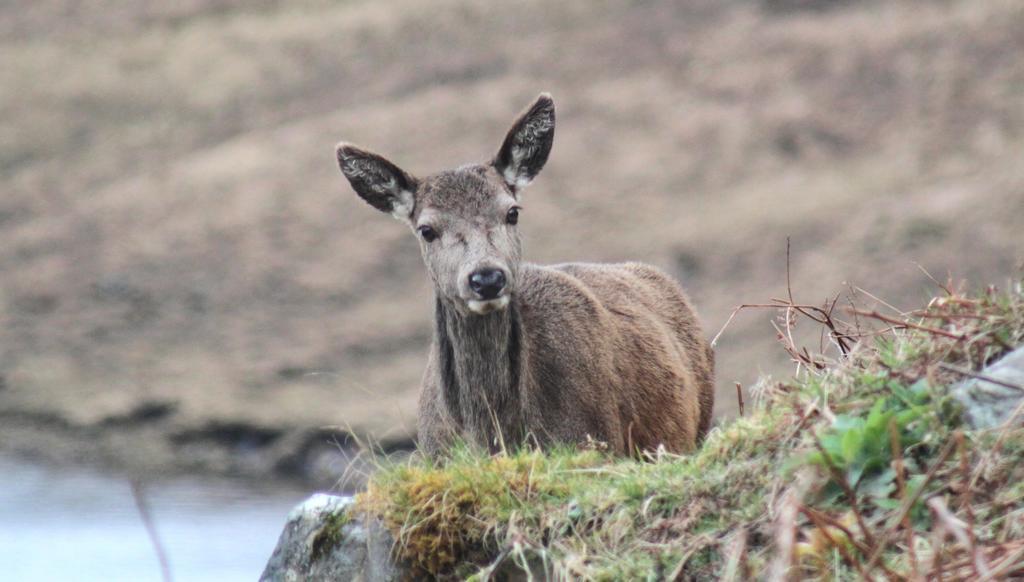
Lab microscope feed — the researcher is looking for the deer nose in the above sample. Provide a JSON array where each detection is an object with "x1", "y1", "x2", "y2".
[{"x1": 468, "y1": 269, "x2": 506, "y2": 300}]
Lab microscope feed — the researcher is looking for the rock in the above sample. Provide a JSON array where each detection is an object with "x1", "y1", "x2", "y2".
[
  {"x1": 952, "y1": 346, "x2": 1024, "y2": 429},
  {"x1": 260, "y1": 493, "x2": 404, "y2": 581}
]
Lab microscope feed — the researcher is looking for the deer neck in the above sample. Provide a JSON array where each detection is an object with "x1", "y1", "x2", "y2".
[{"x1": 435, "y1": 296, "x2": 524, "y2": 452}]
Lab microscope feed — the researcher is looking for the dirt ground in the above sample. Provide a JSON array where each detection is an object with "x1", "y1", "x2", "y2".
[{"x1": 1, "y1": 0, "x2": 1022, "y2": 484}]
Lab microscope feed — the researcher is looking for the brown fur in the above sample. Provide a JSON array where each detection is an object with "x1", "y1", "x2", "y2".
[{"x1": 336, "y1": 94, "x2": 714, "y2": 456}]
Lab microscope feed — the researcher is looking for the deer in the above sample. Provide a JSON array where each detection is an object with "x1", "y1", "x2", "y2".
[{"x1": 335, "y1": 93, "x2": 714, "y2": 457}]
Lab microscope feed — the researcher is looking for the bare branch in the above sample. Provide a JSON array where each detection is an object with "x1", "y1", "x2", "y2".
[
  {"x1": 847, "y1": 309, "x2": 966, "y2": 340},
  {"x1": 927, "y1": 496, "x2": 991, "y2": 579},
  {"x1": 938, "y1": 363, "x2": 1024, "y2": 392},
  {"x1": 132, "y1": 480, "x2": 174, "y2": 582}
]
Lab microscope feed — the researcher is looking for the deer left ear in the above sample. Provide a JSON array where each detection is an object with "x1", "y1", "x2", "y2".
[{"x1": 493, "y1": 93, "x2": 555, "y2": 193}]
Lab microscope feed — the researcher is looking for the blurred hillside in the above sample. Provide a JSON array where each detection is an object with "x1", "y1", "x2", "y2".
[{"x1": 1, "y1": 0, "x2": 1022, "y2": 481}]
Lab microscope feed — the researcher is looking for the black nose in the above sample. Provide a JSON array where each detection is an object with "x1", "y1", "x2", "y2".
[{"x1": 469, "y1": 269, "x2": 507, "y2": 300}]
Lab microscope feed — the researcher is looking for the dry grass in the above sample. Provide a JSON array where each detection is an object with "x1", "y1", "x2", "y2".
[{"x1": 358, "y1": 275, "x2": 1024, "y2": 579}]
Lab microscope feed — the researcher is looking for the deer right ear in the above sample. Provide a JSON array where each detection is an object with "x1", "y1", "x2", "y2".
[
  {"x1": 336, "y1": 143, "x2": 418, "y2": 222},
  {"x1": 493, "y1": 93, "x2": 555, "y2": 193}
]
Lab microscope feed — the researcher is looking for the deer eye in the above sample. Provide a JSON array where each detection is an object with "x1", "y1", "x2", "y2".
[
  {"x1": 506, "y1": 207, "x2": 520, "y2": 225},
  {"x1": 417, "y1": 225, "x2": 439, "y2": 242}
]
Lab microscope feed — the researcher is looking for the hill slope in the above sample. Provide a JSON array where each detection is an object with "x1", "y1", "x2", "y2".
[{"x1": 1, "y1": 0, "x2": 1022, "y2": 480}]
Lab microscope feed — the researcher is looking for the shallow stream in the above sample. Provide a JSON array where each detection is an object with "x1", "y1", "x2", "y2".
[{"x1": 0, "y1": 458, "x2": 312, "y2": 581}]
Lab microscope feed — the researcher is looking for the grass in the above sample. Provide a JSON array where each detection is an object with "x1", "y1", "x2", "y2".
[{"x1": 354, "y1": 277, "x2": 1024, "y2": 580}]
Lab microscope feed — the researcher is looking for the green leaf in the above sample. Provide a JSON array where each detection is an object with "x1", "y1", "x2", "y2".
[
  {"x1": 865, "y1": 398, "x2": 887, "y2": 424},
  {"x1": 860, "y1": 468, "x2": 896, "y2": 500},
  {"x1": 875, "y1": 498, "x2": 901, "y2": 510},
  {"x1": 847, "y1": 460, "x2": 866, "y2": 487},
  {"x1": 895, "y1": 407, "x2": 922, "y2": 426},
  {"x1": 819, "y1": 433, "x2": 844, "y2": 462},
  {"x1": 909, "y1": 379, "x2": 932, "y2": 402},
  {"x1": 832, "y1": 415, "x2": 863, "y2": 433},
  {"x1": 841, "y1": 426, "x2": 864, "y2": 464}
]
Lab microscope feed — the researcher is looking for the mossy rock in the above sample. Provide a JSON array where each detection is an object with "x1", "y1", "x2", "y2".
[{"x1": 261, "y1": 494, "x2": 405, "y2": 581}]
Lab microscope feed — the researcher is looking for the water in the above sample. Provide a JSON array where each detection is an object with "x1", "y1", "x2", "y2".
[{"x1": 0, "y1": 458, "x2": 313, "y2": 582}]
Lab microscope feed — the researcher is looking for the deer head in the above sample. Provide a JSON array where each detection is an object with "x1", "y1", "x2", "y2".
[{"x1": 336, "y1": 94, "x2": 555, "y2": 316}]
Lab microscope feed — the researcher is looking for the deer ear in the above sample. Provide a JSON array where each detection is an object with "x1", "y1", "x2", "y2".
[
  {"x1": 336, "y1": 143, "x2": 418, "y2": 221},
  {"x1": 493, "y1": 93, "x2": 555, "y2": 192}
]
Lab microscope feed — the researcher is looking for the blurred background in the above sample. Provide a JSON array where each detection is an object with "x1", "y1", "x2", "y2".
[{"x1": 2, "y1": 0, "x2": 1023, "y2": 579}]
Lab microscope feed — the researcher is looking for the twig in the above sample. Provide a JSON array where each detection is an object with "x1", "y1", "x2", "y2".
[
  {"x1": 786, "y1": 237, "x2": 794, "y2": 306},
  {"x1": 810, "y1": 431, "x2": 876, "y2": 550},
  {"x1": 927, "y1": 497, "x2": 991, "y2": 578},
  {"x1": 889, "y1": 420, "x2": 919, "y2": 579},
  {"x1": 799, "y1": 506, "x2": 875, "y2": 581},
  {"x1": 930, "y1": 516, "x2": 946, "y2": 582},
  {"x1": 666, "y1": 534, "x2": 716, "y2": 581},
  {"x1": 843, "y1": 326, "x2": 904, "y2": 339},
  {"x1": 800, "y1": 506, "x2": 866, "y2": 552},
  {"x1": 853, "y1": 286, "x2": 907, "y2": 316},
  {"x1": 864, "y1": 440, "x2": 958, "y2": 575},
  {"x1": 766, "y1": 472, "x2": 810, "y2": 582},
  {"x1": 791, "y1": 304, "x2": 853, "y2": 356},
  {"x1": 735, "y1": 382, "x2": 745, "y2": 417},
  {"x1": 979, "y1": 542, "x2": 1024, "y2": 581},
  {"x1": 771, "y1": 320, "x2": 826, "y2": 370},
  {"x1": 478, "y1": 545, "x2": 514, "y2": 580},
  {"x1": 988, "y1": 330, "x2": 1015, "y2": 352},
  {"x1": 131, "y1": 480, "x2": 173, "y2": 582},
  {"x1": 942, "y1": 297, "x2": 982, "y2": 306},
  {"x1": 782, "y1": 401, "x2": 820, "y2": 444},
  {"x1": 955, "y1": 432, "x2": 976, "y2": 555},
  {"x1": 915, "y1": 263, "x2": 953, "y2": 296},
  {"x1": 710, "y1": 304, "x2": 746, "y2": 348},
  {"x1": 937, "y1": 363, "x2": 1024, "y2": 392},
  {"x1": 778, "y1": 240, "x2": 852, "y2": 357},
  {"x1": 910, "y1": 311, "x2": 991, "y2": 321},
  {"x1": 720, "y1": 528, "x2": 749, "y2": 582},
  {"x1": 714, "y1": 301, "x2": 855, "y2": 352},
  {"x1": 784, "y1": 307, "x2": 800, "y2": 367},
  {"x1": 847, "y1": 309, "x2": 966, "y2": 340},
  {"x1": 954, "y1": 430, "x2": 970, "y2": 524},
  {"x1": 711, "y1": 240, "x2": 856, "y2": 356},
  {"x1": 800, "y1": 506, "x2": 903, "y2": 581}
]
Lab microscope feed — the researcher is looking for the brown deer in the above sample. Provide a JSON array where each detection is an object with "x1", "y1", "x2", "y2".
[{"x1": 335, "y1": 94, "x2": 714, "y2": 457}]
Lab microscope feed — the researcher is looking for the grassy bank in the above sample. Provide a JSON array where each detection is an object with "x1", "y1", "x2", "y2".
[{"x1": 359, "y1": 278, "x2": 1024, "y2": 579}]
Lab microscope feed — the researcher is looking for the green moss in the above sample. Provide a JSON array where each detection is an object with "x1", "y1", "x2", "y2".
[
  {"x1": 359, "y1": 406, "x2": 790, "y2": 578},
  {"x1": 310, "y1": 509, "x2": 351, "y2": 562}
]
